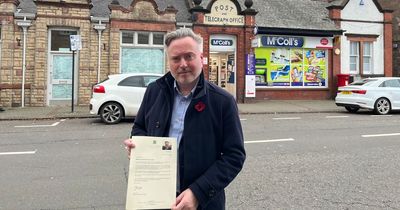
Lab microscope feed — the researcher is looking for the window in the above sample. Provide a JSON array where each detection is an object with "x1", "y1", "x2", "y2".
[
  {"x1": 122, "y1": 32, "x2": 134, "y2": 44},
  {"x1": 51, "y1": 30, "x2": 77, "y2": 51},
  {"x1": 120, "y1": 31, "x2": 165, "y2": 74},
  {"x1": 379, "y1": 79, "x2": 400, "y2": 88},
  {"x1": 153, "y1": 33, "x2": 164, "y2": 45},
  {"x1": 143, "y1": 76, "x2": 159, "y2": 87},
  {"x1": 137, "y1": 32, "x2": 149, "y2": 45},
  {"x1": 118, "y1": 76, "x2": 143, "y2": 87},
  {"x1": 347, "y1": 35, "x2": 376, "y2": 75},
  {"x1": 363, "y1": 42, "x2": 372, "y2": 74},
  {"x1": 121, "y1": 31, "x2": 164, "y2": 46},
  {"x1": 349, "y1": 42, "x2": 359, "y2": 73}
]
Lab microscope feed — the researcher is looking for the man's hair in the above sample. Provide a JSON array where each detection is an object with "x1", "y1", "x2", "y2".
[{"x1": 165, "y1": 28, "x2": 203, "y2": 50}]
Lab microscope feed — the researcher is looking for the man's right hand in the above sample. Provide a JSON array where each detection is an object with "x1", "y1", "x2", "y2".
[{"x1": 123, "y1": 139, "x2": 135, "y2": 158}]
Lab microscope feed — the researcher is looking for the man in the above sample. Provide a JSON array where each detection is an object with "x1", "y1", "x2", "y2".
[
  {"x1": 124, "y1": 28, "x2": 245, "y2": 210},
  {"x1": 162, "y1": 140, "x2": 172, "y2": 150}
]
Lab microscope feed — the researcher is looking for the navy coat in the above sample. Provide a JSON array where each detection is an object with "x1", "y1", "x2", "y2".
[{"x1": 131, "y1": 72, "x2": 246, "y2": 210}]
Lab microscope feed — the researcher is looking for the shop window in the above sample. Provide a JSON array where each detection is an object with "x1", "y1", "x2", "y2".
[
  {"x1": 120, "y1": 31, "x2": 165, "y2": 74},
  {"x1": 254, "y1": 47, "x2": 328, "y2": 88}
]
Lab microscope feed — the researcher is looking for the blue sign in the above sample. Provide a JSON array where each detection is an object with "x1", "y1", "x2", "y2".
[
  {"x1": 260, "y1": 36, "x2": 304, "y2": 48},
  {"x1": 246, "y1": 54, "x2": 255, "y2": 75},
  {"x1": 211, "y1": 39, "x2": 233, "y2": 46}
]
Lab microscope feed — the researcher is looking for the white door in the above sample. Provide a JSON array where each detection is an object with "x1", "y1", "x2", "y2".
[
  {"x1": 49, "y1": 54, "x2": 73, "y2": 101},
  {"x1": 47, "y1": 29, "x2": 78, "y2": 105}
]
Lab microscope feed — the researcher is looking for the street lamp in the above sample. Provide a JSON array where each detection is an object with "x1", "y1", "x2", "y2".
[{"x1": 15, "y1": 15, "x2": 33, "y2": 108}]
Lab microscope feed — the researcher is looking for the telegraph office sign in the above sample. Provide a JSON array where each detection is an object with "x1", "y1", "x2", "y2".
[{"x1": 204, "y1": 0, "x2": 244, "y2": 26}]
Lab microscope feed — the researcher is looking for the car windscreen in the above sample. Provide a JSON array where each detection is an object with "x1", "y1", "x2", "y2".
[{"x1": 350, "y1": 79, "x2": 378, "y2": 86}]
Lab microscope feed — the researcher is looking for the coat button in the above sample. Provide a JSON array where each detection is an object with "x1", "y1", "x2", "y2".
[
  {"x1": 208, "y1": 189, "x2": 215, "y2": 198},
  {"x1": 155, "y1": 121, "x2": 160, "y2": 128}
]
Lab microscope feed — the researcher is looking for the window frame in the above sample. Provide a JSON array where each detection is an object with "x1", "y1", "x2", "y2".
[
  {"x1": 120, "y1": 31, "x2": 166, "y2": 74},
  {"x1": 346, "y1": 35, "x2": 377, "y2": 76},
  {"x1": 349, "y1": 41, "x2": 359, "y2": 73},
  {"x1": 120, "y1": 31, "x2": 164, "y2": 47}
]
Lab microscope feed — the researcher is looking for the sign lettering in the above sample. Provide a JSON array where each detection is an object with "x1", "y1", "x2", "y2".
[
  {"x1": 204, "y1": 0, "x2": 244, "y2": 26},
  {"x1": 261, "y1": 36, "x2": 304, "y2": 48},
  {"x1": 211, "y1": 39, "x2": 233, "y2": 46}
]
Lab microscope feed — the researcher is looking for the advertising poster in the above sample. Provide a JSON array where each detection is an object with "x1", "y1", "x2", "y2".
[
  {"x1": 304, "y1": 49, "x2": 326, "y2": 86},
  {"x1": 254, "y1": 47, "x2": 327, "y2": 88}
]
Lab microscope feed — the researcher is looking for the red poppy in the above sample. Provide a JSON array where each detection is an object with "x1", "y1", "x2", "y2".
[{"x1": 194, "y1": 101, "x2": 206, "y2": 112}]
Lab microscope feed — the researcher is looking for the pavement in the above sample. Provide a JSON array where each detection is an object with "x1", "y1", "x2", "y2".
[{"x1": 0, "y1": 100, "x2": 344, "y2": 121}]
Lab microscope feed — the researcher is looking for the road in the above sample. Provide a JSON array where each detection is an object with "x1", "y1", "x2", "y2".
[{"x1": 1, "y1": 112, "x2": 400, "y2": 209}]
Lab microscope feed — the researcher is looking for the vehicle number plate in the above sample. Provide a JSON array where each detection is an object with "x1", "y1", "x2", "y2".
[{"x1": 341, "y1": 91, "x2": 351, "y2": 95}]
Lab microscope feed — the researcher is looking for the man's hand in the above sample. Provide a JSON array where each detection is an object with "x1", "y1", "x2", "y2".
[
  {"x1": 123, "y1": 139, "x2": 135, "y2": 158},
  {"x1": 171, "y1": 188, "x2": 198, "y2": 210}
]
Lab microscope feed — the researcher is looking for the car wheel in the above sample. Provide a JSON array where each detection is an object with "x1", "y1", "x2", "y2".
[
  {"x1": 374, "y1": 97, "x2": 391, "y2": 115},
  {"x1": 345, "y1": 106, "x2": 359, "y2": 113},
  {"x1": 100, "y1": 102, "x2": 124, "y2": 124}
]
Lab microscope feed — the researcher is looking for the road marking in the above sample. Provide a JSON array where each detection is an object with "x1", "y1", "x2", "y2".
[
  {"x1": 0, "y1": 150, "x2": 37, "y2": 156},
  {"x1": 272, "y1": 117, "x2": 301, "y2": 120},
  {"x1": 370, "y1": 115, "x2": 392, "y2": 117},
  {"x1": 240, "y1": 118, "x2": 247, "y2": 121},
  {"x1": 326, "y1": 115, "x2": 349, "y2": 118},
  {"x1": 362, "y1": 133, "x2": 400, "y2": 138},
  {"x1": 245, "y1": 138, "x2": 294, "y2": 144},
  {"x1": 15, "y1": 121, "x2": 60, "y2": 128}
]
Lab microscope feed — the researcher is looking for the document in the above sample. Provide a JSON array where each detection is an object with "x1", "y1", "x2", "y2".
[{"x1": 126, "y1": 136, "x2": 177, "y2": 210}]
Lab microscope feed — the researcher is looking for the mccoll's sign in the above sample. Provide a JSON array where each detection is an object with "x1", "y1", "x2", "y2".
[
  {"x1": 261, "y1": 36, "x2": 304, "y2": 47},
  {"x1": 256, "y1": 35, "x2": 333, "y2": 49}
]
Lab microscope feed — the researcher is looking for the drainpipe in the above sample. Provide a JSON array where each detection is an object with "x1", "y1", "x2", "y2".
[
  {"x1": 91, "y1": 16, "x2": 109, "y2": 83},
  {"x1": 16, "y1": 16, "x2": 33, "y2": 108}
]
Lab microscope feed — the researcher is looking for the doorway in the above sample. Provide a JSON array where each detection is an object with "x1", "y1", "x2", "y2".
[
  {"x1": 47, "y1": 29, "x2": 78, "y2": 105},
  {"x1": 209, "y1": 52, "x2": 236, "y2": 97}
]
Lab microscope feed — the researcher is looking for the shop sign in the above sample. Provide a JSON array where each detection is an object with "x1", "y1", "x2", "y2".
[
  {"x1": 255, "y1": 59, "x2": 266, "y2": 66},
  {"x1": 204, "y1": 0, "x2": 244, "y2": 26},
  {"x1": 255, "y1": 35, "x2": 333, "y2": 49},
  {"x1": 211, "y1": 39, "x2": 233, "y2": 46},
  {"x1": 245, "y1": 75, "x2": 256, "y2": 97},
  {"x1": 209, "y1": 34, "x2": 236, "y2": 52},
  {"x1": 260, "y1": 35, "x2": 304, "y2": 48},
  {"x1": 245, "y1": 53, "x2": 255, "y2": 75}
]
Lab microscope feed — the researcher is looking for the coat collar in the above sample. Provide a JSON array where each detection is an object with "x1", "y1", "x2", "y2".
[{"x1": 157, "y1": 71, "x2": 207, "y2": 99}]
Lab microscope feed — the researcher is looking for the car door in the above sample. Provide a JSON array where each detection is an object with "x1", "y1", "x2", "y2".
[
  {"x1": 117, "y1": 76, "x2": 146, "y2": 116},
  {"x1": 380, "y1": 79, "x2": 400, "y2": 109},
  {"x1": 391, "y1": 79, "x2": 400, "y2": 109}
]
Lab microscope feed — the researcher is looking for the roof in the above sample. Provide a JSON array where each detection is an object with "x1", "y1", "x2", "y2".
[
  {"x1": 91, "y1": 0, "x2": 192, "y2": 23},
  {"x1": 18, "y1": 0, "x2": 396, "y2": 35},
  {"x1": 326, "y1": 0, "x2": 392, "y2": 12},
  {"x1": 16, "y1": 0, "x2": 37, "y2": 14},
  {"x1": 15, "y1": 0, "x2": 192, "y2": 22}
]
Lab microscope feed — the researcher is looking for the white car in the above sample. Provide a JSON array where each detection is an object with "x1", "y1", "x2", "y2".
[
  {"x1": 90, "y1": 73, "x2": 163, "y2": 124},
  {"x1": 335, "y1": 77, "x2": 400, "y2": 115}
]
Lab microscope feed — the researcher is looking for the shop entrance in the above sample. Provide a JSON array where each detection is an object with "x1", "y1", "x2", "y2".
[{"x1": 209, "y1": 52, "x2": 236, "y2": 97}]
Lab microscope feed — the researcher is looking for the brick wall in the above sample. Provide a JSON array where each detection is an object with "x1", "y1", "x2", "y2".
[{"x1": 0, "y1": 1, "x2": 17, "y2": 107}]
